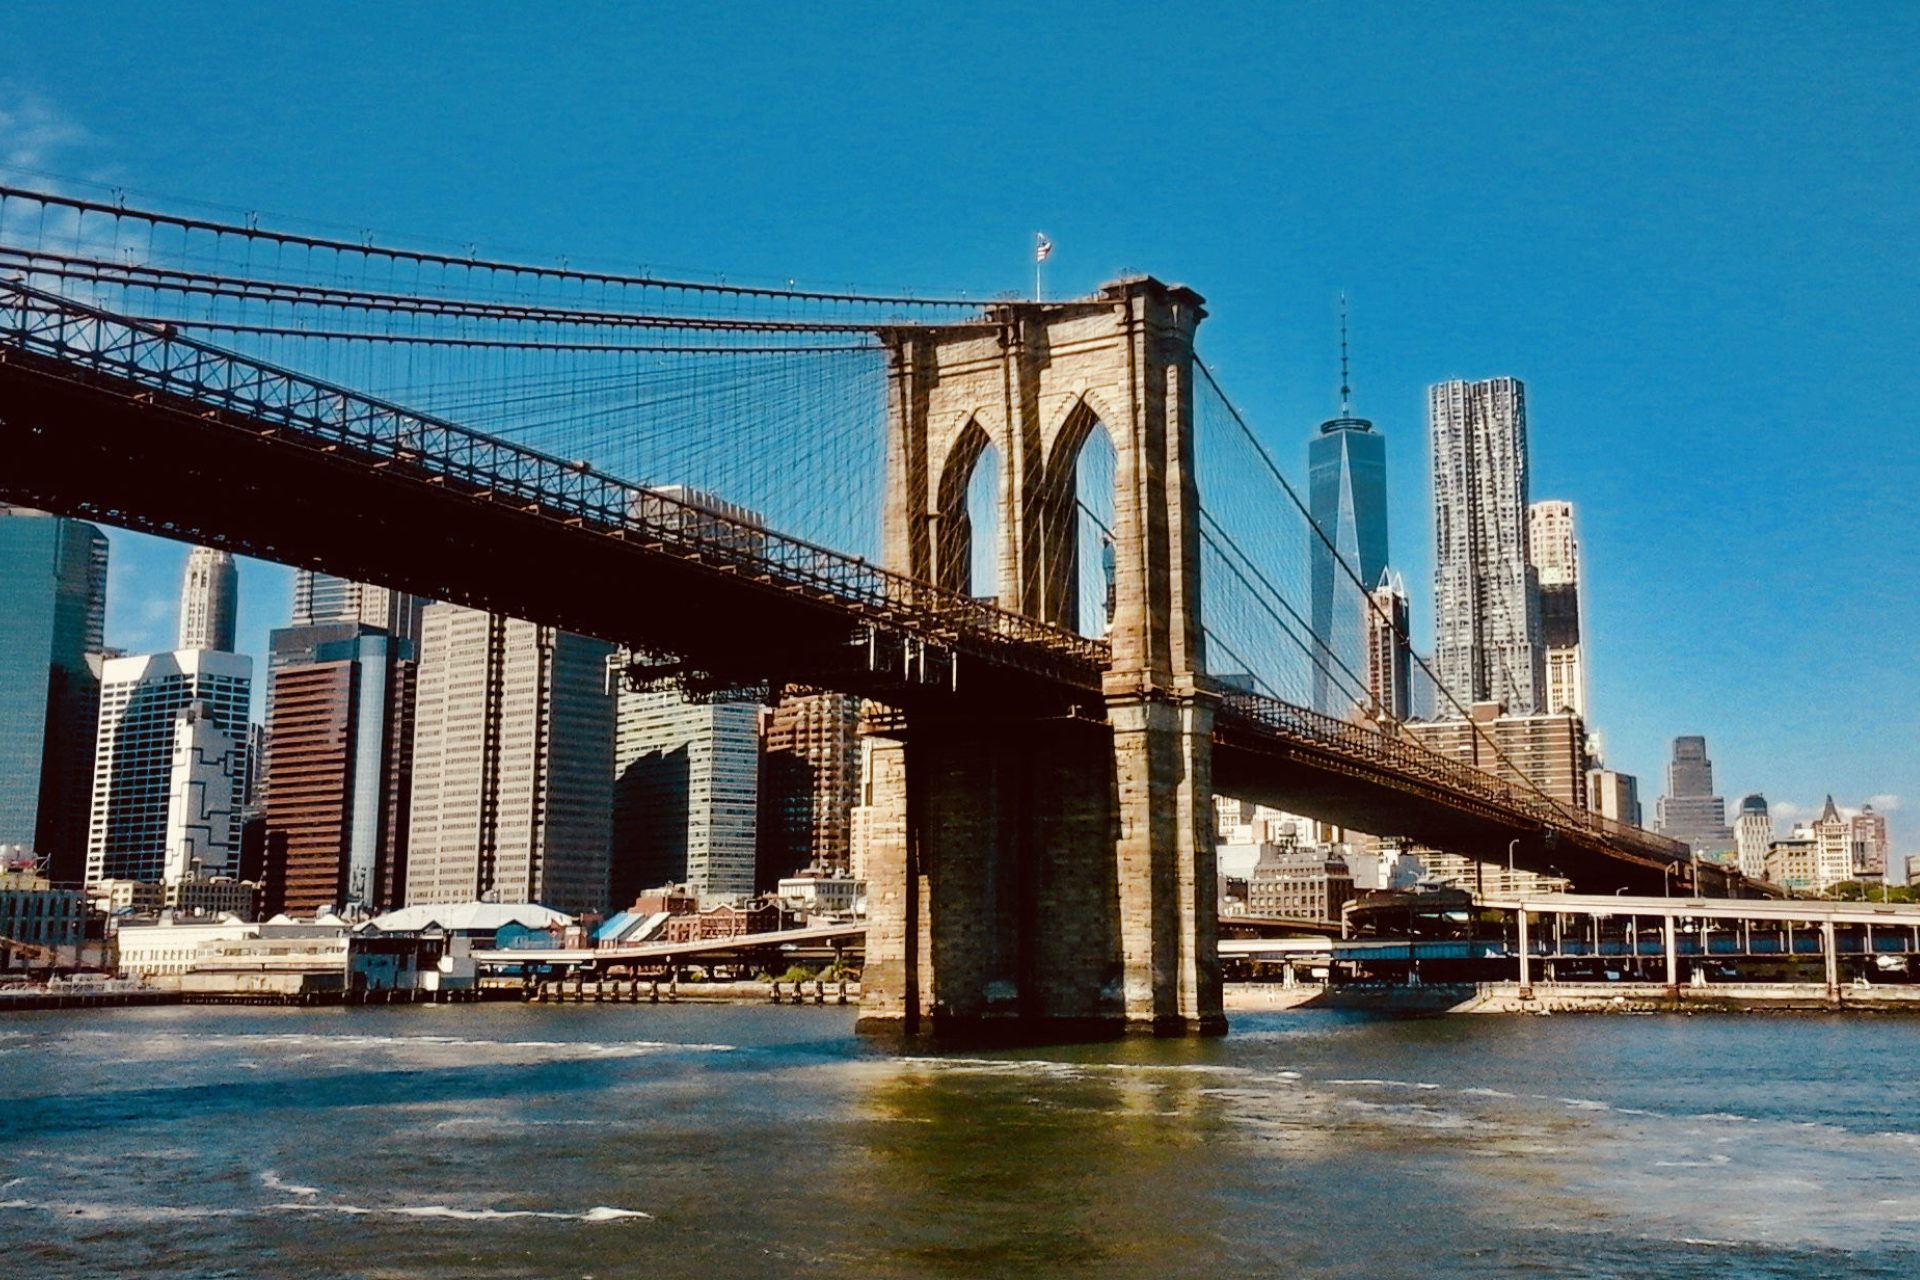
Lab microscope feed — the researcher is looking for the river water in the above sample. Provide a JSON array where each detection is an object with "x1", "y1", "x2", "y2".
[{"x1": 2, "y1": 1004, "x2": 1917, "y2": 1278}]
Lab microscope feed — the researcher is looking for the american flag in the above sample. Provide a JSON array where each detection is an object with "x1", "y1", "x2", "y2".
[{"x1": 1035, "y1": 234, "x2": 1053, "y2": 263}]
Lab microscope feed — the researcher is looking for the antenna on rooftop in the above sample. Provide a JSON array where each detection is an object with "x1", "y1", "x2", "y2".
[{"x1": 1338, "y1": 292, "x2": 1352, "y2": 416}]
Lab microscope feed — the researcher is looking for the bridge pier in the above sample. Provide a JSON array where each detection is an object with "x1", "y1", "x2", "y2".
[
  {"x1": 855, "y1": 704, "x2": 1222, "y2": 1040},
  {"x1": 856, "y1": 712, "x2": 1129, "y2": 1040}
]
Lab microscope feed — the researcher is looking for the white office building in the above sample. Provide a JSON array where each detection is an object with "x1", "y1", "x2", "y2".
[
  {"x1": 86, "y1": 650, "x2": 252, "y2": 885},
  {"x1": 1733, "y1": 794, "x2": 1772, "y2": 881},
  {"x1": 612, "y1": 678, "x2": 760, "y2": 904},
  {"x1": 161, "y1": 702, "x2": 243, "y2": 883}
]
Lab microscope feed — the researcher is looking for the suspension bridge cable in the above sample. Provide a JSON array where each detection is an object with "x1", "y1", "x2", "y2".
[
  {"x1": 0, "y1": 183, "x2": 989, "y2": 309},
  {"x1": 1193, "y1": 362, "x2": 1590, "y2": 829}
]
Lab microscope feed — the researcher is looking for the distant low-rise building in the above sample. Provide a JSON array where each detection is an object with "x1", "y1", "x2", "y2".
[
  {"x1": 776, "y1": 867, "x2": 863, "y2": 918},
  {"x1": 163, "y1": 876, "x2": 258, "y2": 919},
  {"x1": 662, "y1": 899, "x2": 787, "y2": 943},
  {"x1": 0, "y1": 870, "x2": 87, "y2": 959},
  {"x1": 1246, "y1": 842, "x2": 1354, "y2": 921},
  {"x1": 1765, "y1": 834, "x2": 1817, "y2": 893}
]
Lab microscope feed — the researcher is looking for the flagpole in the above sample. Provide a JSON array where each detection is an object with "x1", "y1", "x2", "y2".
[{"x1": 1034, "y1": 234, "x2": 1042, "y2": 302}]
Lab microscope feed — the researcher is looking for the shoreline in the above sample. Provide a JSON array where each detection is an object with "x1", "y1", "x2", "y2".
[{"x1": 1225, "y1": 980, "x2": 1920, "y2": 1015}]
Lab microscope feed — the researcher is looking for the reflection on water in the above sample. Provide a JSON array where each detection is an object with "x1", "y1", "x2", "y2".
[{"x1": 2, "y1": 1006, "x2": 1917, "y2": 1278}]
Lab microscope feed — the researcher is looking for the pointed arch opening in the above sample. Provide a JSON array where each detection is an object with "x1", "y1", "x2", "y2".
[
  {"x1": 1040, "y1": 401, "x2": 1119, "y2": 638},
  {"x1": 935, "y1": 418, "x2": 1003, "y2": 602}
]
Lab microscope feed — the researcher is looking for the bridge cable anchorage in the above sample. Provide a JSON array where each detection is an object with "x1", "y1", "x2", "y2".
[{"x1": 1191, "y1": 361, "x2": 1597, "y2": 835}]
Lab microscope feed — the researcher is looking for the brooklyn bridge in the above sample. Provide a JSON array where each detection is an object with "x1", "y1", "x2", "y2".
[{"x1": 0, "y1": 185, "x2": 1751, "y2": 1038}]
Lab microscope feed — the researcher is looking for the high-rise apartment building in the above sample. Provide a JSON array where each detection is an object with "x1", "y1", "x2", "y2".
[
  {"x1": 177, "y1": 547, "x2": 238, "y2": 652},
  {"x1": 405, "y1": 606, "x2": 614, "y2": 915},
  {"x1": 613, "y1": 678, "x2": 760, "y2": 905},
  {"x1": 1308, "y1": 338, "x2": 1389, "y2": 715},
  {"x1": 1587, "y1": 768, "x2": 1643, "y2": 828},
  {"x1": 1653, "y1": 735, "x2": 1735, "y2": 854},
  {"x1": 0, "y1": 506, "x2": 109, "y2": 879},
  {"x1": 1850, "y1": 803, "x2": 1889, "y2": 879},
  {"x1": 86, "y1": 650, "x2": 253, "y2": 884},
  {"x1": 1363, "y1": 571, "x2": 1412, "y2": 723},
  {"x1": 1527, "y1": 500, "x2": 1586, "y2": 719},
  {"x1": 1429, "y1": 378, "x2": 1546, "y2": 716},
  {"x1": 758, "y1": 692, "x2": 859, "y2": 883},
  {"x1": 290, "y1": 569, "x2": 426, "y2": 652},
  {"x1": 1733, "y1": 794, "x2": 1772, "y2": 881},
  {"x1": 1405, "y1": 702, "x2": 1590, "y2": 808},
  {"x1": 262, "y1": 624, "x2": 415, "y2": 917}
]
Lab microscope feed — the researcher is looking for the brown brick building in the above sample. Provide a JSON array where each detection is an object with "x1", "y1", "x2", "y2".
[
  {"x1": 757, "y1": 692, "x2": 859, "y2": 883},
  {"x1": 262, "y1": 625, "x2": 413, "y2": 917}
]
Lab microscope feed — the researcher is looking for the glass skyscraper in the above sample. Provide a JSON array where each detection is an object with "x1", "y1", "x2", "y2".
[
  {"x1": 1308, "y1": 408, "x2": 1389, "y2": 716},
  {"x1": 0, "y1": 506, "x2": 109, "y2": 879}
]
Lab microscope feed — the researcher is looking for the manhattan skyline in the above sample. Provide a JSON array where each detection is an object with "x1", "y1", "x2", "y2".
[{"x1": 2, "y1": 3, "x2": 1912, "y2": 837}]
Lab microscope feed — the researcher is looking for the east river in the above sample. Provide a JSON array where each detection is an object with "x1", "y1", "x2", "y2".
[{"x1": 2, "y1": 1005, "x2": 1918, "y2": 1278}]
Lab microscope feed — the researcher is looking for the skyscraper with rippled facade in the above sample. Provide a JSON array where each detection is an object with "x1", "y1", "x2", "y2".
[{"x1": 1429, "y1": 377, "x2": 1546, "y2": 716}]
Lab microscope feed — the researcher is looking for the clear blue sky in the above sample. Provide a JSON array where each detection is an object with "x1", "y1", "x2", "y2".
[{"x1": 4, "y1": 3, "x2": 1914, "y2": 848}]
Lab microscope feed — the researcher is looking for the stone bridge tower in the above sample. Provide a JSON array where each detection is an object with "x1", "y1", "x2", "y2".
[{"x1": 858, "y1": 277, "x2": 1223, "y2": 1038}]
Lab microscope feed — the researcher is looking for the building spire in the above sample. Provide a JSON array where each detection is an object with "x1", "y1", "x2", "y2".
[{"x1": 1338, "y1": 292, "x2": 1352, "y2": 416}]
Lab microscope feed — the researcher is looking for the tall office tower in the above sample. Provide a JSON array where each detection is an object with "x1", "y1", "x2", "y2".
[
  {"x1": 289, "y1": 569, "x2": 426, "y2": 652},
  {"x1": 1810, "y1": 796, "x2": 1854, "y2": 889},
  {"x1": 261, "y1": 624, "x2": 415, "y2": 917},
  {"x1": 1733, "y1": 794, "x2": 1772, "y2": 880},
  {"x1": 1363, "y1": 571, "x2": 1412, "y2": 722},
  {"x1": 1588, "y1": 768, "x2": 1643, "y2": 828},
  {"x1": 86, "y1": 650, "x2": 253, "y2": 884},
  {"x1": 0, "y1": 506, "x2": 109, "y2": 880},
  {"x1": 1405, "y1": 703, "x2": 1591, "y2": 808},
  {"x1": 160, "y1": 702, "x2": 243, "y2": 883},
  {"x1": 1429, "y1": 377, "x2": 1546, "y2": 716},
  {"x1": 405, "y1": 606, "x2": 614, "y2": 915},
  {"x1": 1652, "y1": 735, "x2": 1735, "y2": 854},
  {"x1": 612, "y1": 678, "x2": 760, "y2": 905},
  {"x1": 1850, "y1": 804, "x2": 1889, "y2": 879},
  {"x1": 758, "y1": 692, "x2": 860, "y2": 883},
  {"x1": 1528, "y1": 500, "x2": 1586, "y2": 718},
  {"x1": 177, "y1": 547, "x2": 238, "y2": 652},
  {"x1": 1308, "y1": 314, "x2": 1389, "y2": 715}
]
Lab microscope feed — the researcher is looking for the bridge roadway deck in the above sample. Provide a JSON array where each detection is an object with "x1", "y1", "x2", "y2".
[{"x1": 0, "y1": 283, "x2": 1708, "y2": 894}]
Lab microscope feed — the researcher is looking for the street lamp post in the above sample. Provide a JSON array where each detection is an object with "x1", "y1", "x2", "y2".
[{"x1": 1663, "y1": 862, "x2": 1678, "y2": 898}]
